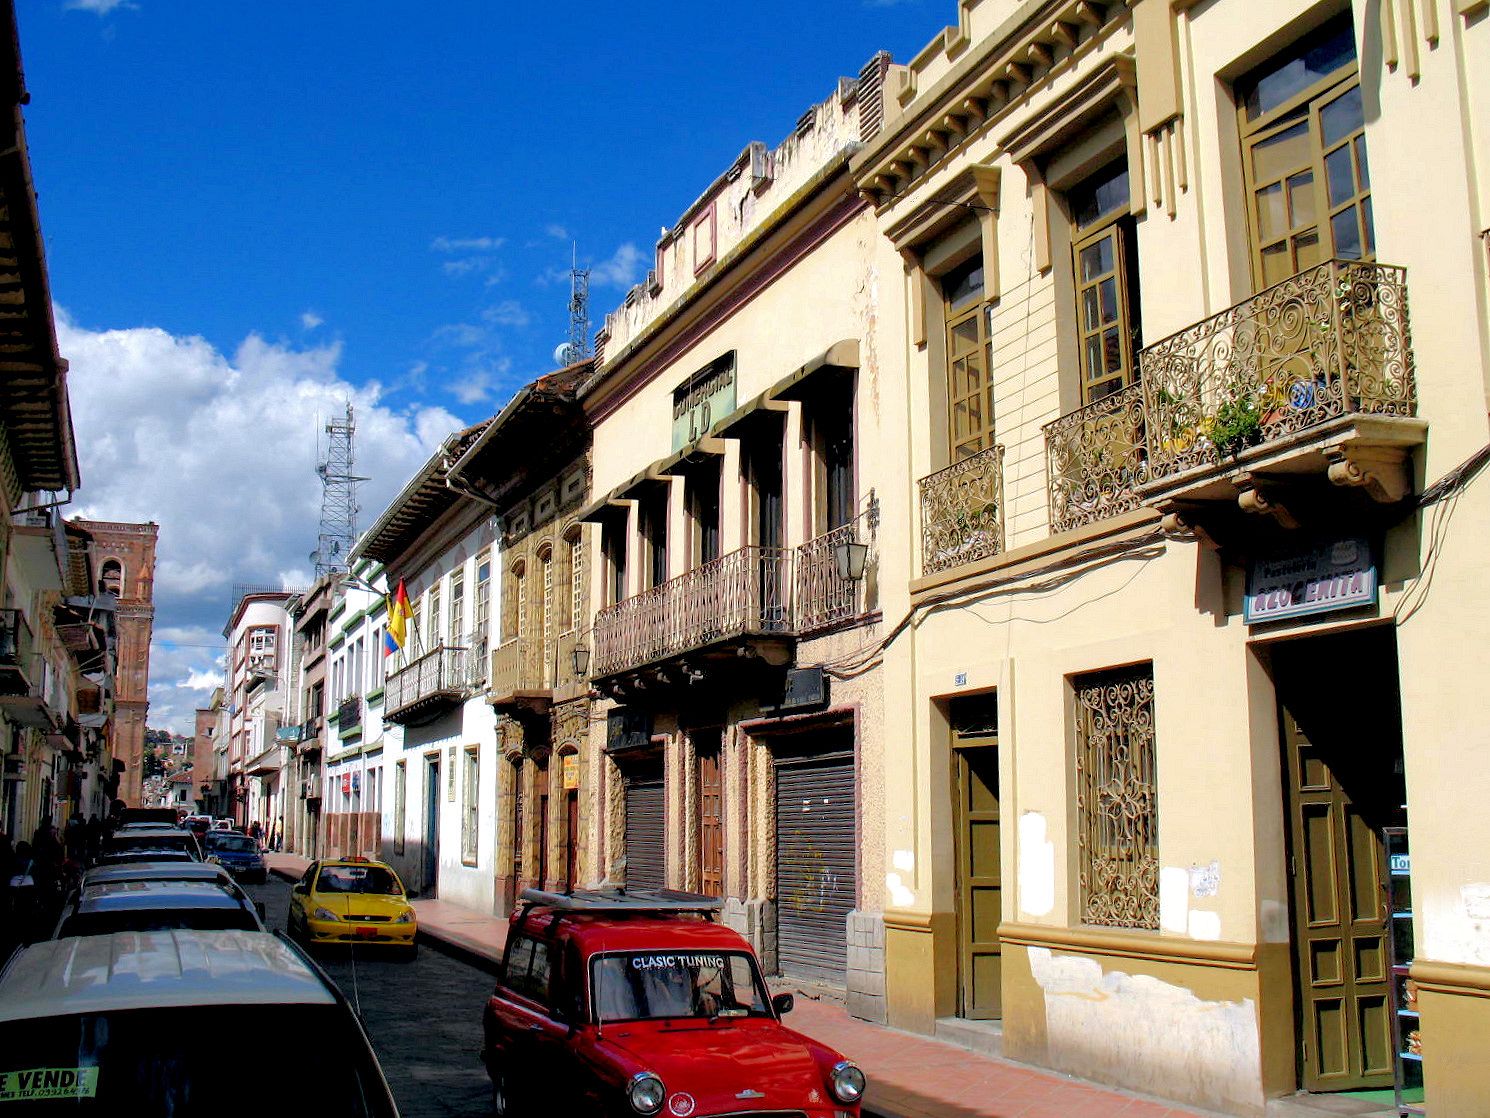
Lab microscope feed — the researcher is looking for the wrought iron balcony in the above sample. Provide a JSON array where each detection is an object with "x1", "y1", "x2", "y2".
[
  {"x1": 337, "y1": 695, "x2": 362, "y2": 734},
  {"x1": 919, "y1": 444, "x2": 1005, "y2": 576},
  {"x1": 592, "y1": 546, "x2": 794, "y2": 682},
  {"x1": 796, "y1": 514, "x2": 875, "y2": 633},
  {"x1": 1138, "y1": 260, "x2": 1421, "y2": 515},
  {"x1": 489, "y1": 637, "x2": 552, "y2": 713},
  {"x1": 383, "y1": 643, "x2": 476, "y2": 725},
  {"x1": 1044, "y1": 383, "x2": 1148, "y2": 535}
]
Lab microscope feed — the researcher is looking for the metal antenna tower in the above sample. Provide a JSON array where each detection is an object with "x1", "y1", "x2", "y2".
[
  {"x1": 311, "y1": 403, "x2": 369, "y2": 578},
  {"x1": 567, "y1": 241, "x2": 591, "y2": 361}
]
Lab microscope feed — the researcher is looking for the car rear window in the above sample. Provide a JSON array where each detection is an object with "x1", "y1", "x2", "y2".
[
  {"x1": 590, "y1": 951, "x2": 770, "y2": 1023},
  {"x1": 206, "y1": 836, "x2": 257, "y2": 854},
  {"x1": 57, "y1": 909, "x2": 258, "y2": 938},
  {"x1": 106, "y1": 835, "x2": 196, "y2": 855},
  {"x1": 315, "y1": 866, "x2": 401, "y2": 895},
  {"x1": 0, "y1": 1004, "x2": 395, "y2": 1115}
]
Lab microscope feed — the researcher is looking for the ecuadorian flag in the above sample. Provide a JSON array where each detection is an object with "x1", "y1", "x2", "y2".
[{"x1": 384, "y1": 578, "x2": 413, "y2": 656}]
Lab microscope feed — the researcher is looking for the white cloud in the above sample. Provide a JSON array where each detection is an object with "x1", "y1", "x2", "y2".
[
  {"x1": 60, "y1": 310, "x2": 462, "y2": 732},
  {"x1": 65, "y1": 0, "x2": 136, "y2": 13},
  {"x1": 482, "y1": 300, "x2": 530, "y2": 328},
  {"x1": 178, "y1": 668, "x2": 224, "y2": 692},
  {"x1": 545, "y1": 224, "x2": 569, "y2": 240},
  {"x1": 431, "y1": 235, "x2": 504, "y2": 253},
  {"x1": 299, "y1": 311, "x2": 324, "y2": 331},
  {"x1": 591, "y1": 242, "x2": 645, "y2": 288}
]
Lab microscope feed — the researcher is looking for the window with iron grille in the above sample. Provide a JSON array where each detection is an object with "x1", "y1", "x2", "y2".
[
  {"x1": 394, "y1": 761, "x2": 407, "y2": 856},
  {"x1": 462, "y1": 747, "x2": 479, "y2": 865},
  {"x1": 563, "y1": 532, "x2": 582, "y2": 635},
  {"x1": 476, "y1": 551, "x2": 492, "y2": 648},
  {"x1": 450, "y1": 570, "x2": 465, "y2": 648},
  {"x1": 1074, "y1": 664, "x2": 1158, "y2": 929}
]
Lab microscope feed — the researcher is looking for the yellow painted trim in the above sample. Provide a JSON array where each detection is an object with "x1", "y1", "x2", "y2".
[
  {"x1": 999, "y1": 920, "x2": 1259, "y2": 970},
  {"x1": 910, "y1": 508, "x2": 1161, "y2": 598},
  {"x1": 1411, "y1": 958, "x2": 1490, "y2": 999},
  {"x1": 883, "y1": 909, "x2": 938, "y2": 933}
]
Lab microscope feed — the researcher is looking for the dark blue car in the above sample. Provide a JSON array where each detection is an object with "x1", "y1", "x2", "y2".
[{"x1": 201, "y1": 831, "x2": 267, "y2": 883}]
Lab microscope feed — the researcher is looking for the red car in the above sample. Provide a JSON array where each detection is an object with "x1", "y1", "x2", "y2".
[{"x1": 481, "y1": 889, "x2": 867, "y2": 1118}]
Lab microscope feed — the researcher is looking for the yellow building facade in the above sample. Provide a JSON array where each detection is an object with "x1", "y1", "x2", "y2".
[{"x1": 850, "y1": 0, "x2": 1490, "y2": 1114}]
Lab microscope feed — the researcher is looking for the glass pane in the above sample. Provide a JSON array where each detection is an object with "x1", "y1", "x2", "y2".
[
  {"x1": 1294, "y1": 229, "x2": 1322, "y2": 271},
  {"x1": 951, "y1": 316, "x2": 980, "y2": 356},
  {"x1": 1103, "y1": 327, "x2": 1123, "y2": 374},
  {"x1": 1325, "y1": 146, "x2": 1355, "y2": 207},
  {"x1": 961, "y1": 359, "x2": 982, "y2": 396},
  {"x1": 1256, "y1": 182, "x2": 1287, "y2": 240},
  {"x1": 943, "y1": 258, "x2": 985, "y2": 309},
  {"x1": 1082, "y1": 285, "x2": 1101, "y2": 330},
  {"x1": 1362, "y1": 195, "x2": 1374, "y2": 253},
  {"x1": 1080, "y1": 237, "x2": 1114, "y2": 282},
  {"x1": 953, "y1": 401, "x2": 973, "y2": 440},
  {"x1": 1261, "y1": 242, "x2": 1291, "y2": 286},
  {"x1": 1099, "y1": 278, "x2": 1119, "y2": 325},
  {"x1": 1251, "y1": 121, "x2": 1312, "y2": 183},
  {"x1": 1331, "y1": 207, "x2": 1363, "y2": 259},
  {"x1": 1355, "y1": 135, "x2": 1370, "y2": 191},
  {"x1": 1073, "y1": 162, "x2": 1130, "y2": 227},
  {"x1": 1287, "y1": 171, "x2": 1317, "y2": 228},
  {"x1": 1241, "y1": 16, "x2": 1356, "y2": 121},
  {"x1": 1084, "y1": 335, "x2": 1103, "y2": 380},
  {"x1": 1088, "y1": 379, "x2": 1121, "y2": 402},
  {"x1": 1320, "y1": 85, "x2": 1364, "y2": 146}
]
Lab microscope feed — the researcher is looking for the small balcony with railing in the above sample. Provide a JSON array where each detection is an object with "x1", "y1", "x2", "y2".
[
  {"x1": 592, "y1": 546, "x2": 795, "y2": 687},
  {"x1": 918, "y1": 444, "x2": 1006, "y2": 577},
  {"x1": 490, "y1": 629, "x2": 587, "y2": 714},
  {"x1": 384, "y1": 641, "x2": 478, "y2": 726},
  {"x1": 1044, "y1": 382, "x2": 1148, "y2": 535},
  {"x1": 1136, "y1": 260, "x2": 1421, "y2": 523},
  {"x1": 0, "y1": 608, "x2": 36, "y2": 698}
]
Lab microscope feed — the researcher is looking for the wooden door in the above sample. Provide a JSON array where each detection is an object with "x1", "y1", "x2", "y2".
[
  {"x1": 538, "y1": 791, "x2": 550, "y2": 889},
  {"x1": 1283, "y1": 708, "x2": 1392, "y2": 1091},
  {"x1": 697, "y1": 744, "x2": 723, "y2": 897},
  {"x1": 510, "y1": 760, "x2": 524, "y2": 903},
  {"x1": 954, "y1": 744, "x2": 1002, "y2": 1019},
  {"x1": 564, "y1": 790, "x2": 579, "y2": 890}
]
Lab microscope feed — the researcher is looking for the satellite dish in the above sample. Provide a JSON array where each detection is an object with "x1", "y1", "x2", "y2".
[{"x1": 553, "y1": 342, "x2": 576, "y2": 366}]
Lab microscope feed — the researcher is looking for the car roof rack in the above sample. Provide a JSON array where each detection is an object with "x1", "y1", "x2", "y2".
[{"x1": 517, "y1": 887, "x2": 722, "y2": 916}]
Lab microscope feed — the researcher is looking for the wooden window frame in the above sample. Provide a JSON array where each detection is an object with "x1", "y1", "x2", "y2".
[
  {"x1": 941, "y1": 265, "x2": 995, "y2": 462},
  {"x1": 394, "y1": 760, "x2": 407, "y2": 856},
  {"x1": 461, "y1": 746, "x2": 480, "y2": 866},
  {"x1": 1068, "y1": 162, "x2": 1141, "y2": 406},
  {"x1": 1237, "y1": 21, "x2": 1371, "y2": 290},
  {"x1": 564, "y1": 529, "x2": 583, "y2": 637}
]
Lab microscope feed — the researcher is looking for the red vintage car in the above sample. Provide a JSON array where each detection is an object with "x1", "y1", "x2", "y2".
[{"x1": 481, "y1": 889, "x2": 867, "y2": 1118}]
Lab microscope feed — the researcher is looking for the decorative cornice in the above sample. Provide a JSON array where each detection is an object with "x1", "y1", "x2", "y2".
[{"x1": 999, "y1": 920, "x2": 1259, "y2": 970}]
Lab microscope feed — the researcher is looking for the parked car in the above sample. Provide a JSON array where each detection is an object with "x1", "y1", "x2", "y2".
[
  {"x1": 93, "y1": 848, "x2": 196, "y2": 868},
  {"x1": 480, "y1": 889, "x2": 866, "y2": 1118},
  {"x1": 201, "y1": 830, "x2": 267, "y2": 883},
  {"x1": 82, "y1": 862, "x2": 234, "y2": 889},
  {"x1": 101, "y1": 826, "x2": 201, "y2": 862},
  {"x1": 212, "y1": 818, "x2": 236, "y2": 831},
  {"x1": 286, "y1": 857, "x2": 417, "y2": 958},
  {"x1": 53, "y1": 879, "x2": 265, "y2": 938},
  {"x1": 118, "y1": 807, "x2": 179, "y2": 826},
  {"x1": 182, "y1": 814, "x2": 214, "y2": 839},
  {"x1": 0, "y1": 930, "x2": 400, "y2": 1114}
]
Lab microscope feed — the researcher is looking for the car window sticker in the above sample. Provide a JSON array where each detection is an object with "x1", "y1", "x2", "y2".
[{"x1": 0, "y1": 1068, "x2": 99, "y2": 1102}]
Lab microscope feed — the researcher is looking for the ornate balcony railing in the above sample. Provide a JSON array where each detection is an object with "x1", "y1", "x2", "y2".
[
  {"x1": 337, "y1": 695, "x2": 362, "y2": 734},
  {"x1": 593, "y1": 546, "x2": 793, "y2": 679},
  {"x1": 0, "y1": 608, "x2": 34, "y2": 688},
  {"x1": 919, "y1": 444, "x2": 1005, "y2": 576},
  {"x1": 1044, "y1": 383, "x2": 1148, "y2": 534},
  {"x1": 1139, "y1": 260, "x2": 1414, "y2": 483},
  {"x1": 384, "y1": 643, "x2": 475, "y2": 723},
  {"x1": 796, "y1": 507, "x2": 876, "y2": 633}
]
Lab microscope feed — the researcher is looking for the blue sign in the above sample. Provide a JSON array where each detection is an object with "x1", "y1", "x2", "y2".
[{"x1": 1244, "y1": 537, "x2": 1377, "y2": 624}]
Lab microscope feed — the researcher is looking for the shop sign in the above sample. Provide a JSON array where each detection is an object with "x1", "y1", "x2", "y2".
[
  {"x1": 606, "y1": 708, "x2": 653, "y2": 754},
  {"x1": 562, "y1": 753, "x2": 580, "y2": 790},
  {"x1": 671, "y1": 354, "x2": 735, "y2": 451},
  {"x1": 1244, "y1": 537, "x2": 1376, "y2": 624},
  {"x1": 340, "y1": 772, "x2": 352, "y2": 796}
]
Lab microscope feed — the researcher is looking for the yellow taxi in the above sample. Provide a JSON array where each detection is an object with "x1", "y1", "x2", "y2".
[{"x1": 286, "y1": 857, "x2": 418, "y2": 957}]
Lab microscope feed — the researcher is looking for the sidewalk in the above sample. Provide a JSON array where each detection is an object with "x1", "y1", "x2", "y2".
[{"x1": 264, "y1": 854, "x2": 1202, "y2": 1118}]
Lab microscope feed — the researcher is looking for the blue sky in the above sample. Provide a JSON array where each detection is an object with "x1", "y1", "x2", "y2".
[{"x1": 17, "y1": 0, "x2": 943, "y2": 730}]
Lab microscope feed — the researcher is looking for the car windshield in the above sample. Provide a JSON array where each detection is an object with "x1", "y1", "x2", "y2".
[
  {"x1": 316, "y1": 866, "x2": 401, "y2": 895},
  {"x1": 0, "y1": 1004, "x2": 395, "y2": 1116},
  {"x1": 206, "y1": 836, "x2": 257, "y2": 854},
  {"x1": 591, "y1": 951, "x2": 771, "y2": 1023},
  {"x1": 57, "y1": 909, "x2": 258, "y2": 938}
]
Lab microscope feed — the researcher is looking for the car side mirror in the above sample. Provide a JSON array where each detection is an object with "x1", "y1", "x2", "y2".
[
  {"x1": 292, "y1": 882, "x2": 308, "y2": 895},
  {"x1": 772, "y1": 992, "x2": 794, "y2": 1016}
]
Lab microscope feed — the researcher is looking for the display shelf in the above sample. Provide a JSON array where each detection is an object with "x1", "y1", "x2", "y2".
[{"x1": 1383, "y1": 826, "x2": 1421, "y2": 1117}]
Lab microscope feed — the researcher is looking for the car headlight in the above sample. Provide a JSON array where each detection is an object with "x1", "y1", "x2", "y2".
[
  {"x1": 627, "y1": 1072, "x2": 665, "y2": 1115},
  {"x1": 829, "y1": 1061, "x2": 866, "y2": 1104},
  {"x1": 312, "y1": 907, "x2": 339, "y2": 921},
  {"x1": 393, "y1": 910, "x2": 414, "y2": 924}
]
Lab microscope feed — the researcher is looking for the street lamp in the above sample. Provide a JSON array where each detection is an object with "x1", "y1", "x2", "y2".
[
  {"x1": 832, "y1": 539, "x2": 869, "y2": 583},
  {"x1": 571, "y1": 645, "x2": 591, "y2": 678}
]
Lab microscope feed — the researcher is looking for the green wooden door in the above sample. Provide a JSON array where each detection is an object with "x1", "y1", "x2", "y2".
[
  {"x1": 1283, "y1": 708, "x2": 1392, "y2": 1091},
  {"x1": 954, "y1": 744, "x2": 1002, "y2": 1019}
]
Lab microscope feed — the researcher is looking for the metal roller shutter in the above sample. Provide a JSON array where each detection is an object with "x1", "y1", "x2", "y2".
[
  {"x1": 624, "y1": 768, "x2": 665, "y2": 891},
  {"x1": 775, "y1": 752, "x2": 856, "y2": 982}
]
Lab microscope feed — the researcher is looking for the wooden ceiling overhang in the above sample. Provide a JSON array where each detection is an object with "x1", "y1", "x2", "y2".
[{"x1": 354, "y1": 419, "x2": 492, "y2": 565}]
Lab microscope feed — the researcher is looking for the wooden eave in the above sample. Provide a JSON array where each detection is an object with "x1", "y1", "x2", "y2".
[
  {"x1": 849, "y1": 0, "x2": 1124, "y2": 209},
  {"x1": 0, "y1": 3, "x2": 78, "y2": 495},
  {"x1": 353, "y1": 419, "x2": 491, "y2": 564}
]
